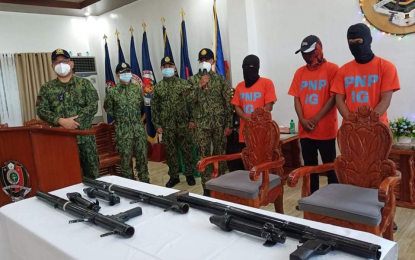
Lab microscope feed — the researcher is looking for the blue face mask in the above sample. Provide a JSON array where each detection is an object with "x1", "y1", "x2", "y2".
[
  {"x1": 120, "y1": 72, "x2": 132, "y2": 82},
  {"x1": 162, "y1": 68, "x2": 175, "y2": 78}
]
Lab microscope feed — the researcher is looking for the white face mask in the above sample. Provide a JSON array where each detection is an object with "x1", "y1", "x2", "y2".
[
  {"x1": 120, "y1": 72, "x2": 132, "y2": 83},
  {"x1": 198, "y1": 62, "x2": 212, "y2": 73},
  {"x1": 54, "y1": 63, "x2": 71, "y2": 77}
]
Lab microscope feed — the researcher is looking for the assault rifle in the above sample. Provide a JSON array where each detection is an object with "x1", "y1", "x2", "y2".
[
  {"x1": 36, "y1": 191, "x2": 141, "y2": 238},
  {"x1": 174, "y1": 193, "x2": 382, "y2": 260},
  {"x1": 83, "y1": 178, "x2": 189, "y2": 214}
]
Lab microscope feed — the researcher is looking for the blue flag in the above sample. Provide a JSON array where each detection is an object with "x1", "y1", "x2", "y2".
[
  {"x1": 130, "y1": 35, "x2": 143, "y2": 86},
  {"x1": 117, "y1": 38, "x2": 125, "y2": 63},
  {"x1": 213, "y1": 0, "x2": 226, "y2": 78},
  {"x1": 104, "y1": 41, "x2": 115, "y2": 123},
  {"x1": 141, "y1": 30, "x2": 157, "y2": 143},
  {"x1": 180, "y1": 19, "x2": 193, "y2": 79},
  {"x1": 163, "y1": 25, "x2": 174, "y2": 62}
]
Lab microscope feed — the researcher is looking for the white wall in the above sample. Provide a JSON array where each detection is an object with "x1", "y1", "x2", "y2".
[
  {"x1": 0, "y1": 11, "x2": 90, "y2": 54},
  {"x1": 252, "y1": 0, "x2": 415, "y2": 126}
]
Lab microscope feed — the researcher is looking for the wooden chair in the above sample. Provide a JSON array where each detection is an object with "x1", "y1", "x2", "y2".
[
  {"x1": 24, "y1": 119, "x2": 49, "y2": 126},
  {"x1": 92, "y1": 122, "x2": 122, "y2": 177},
  {"x1": 288, "y1": 106, "x2": 400, "y2": 240},
  {"x1": 197, "y1": 107, "x2": 286, "y2": 213},
  {"x1": 0, "y1": 123, "x2": 8, "y2": 128}
]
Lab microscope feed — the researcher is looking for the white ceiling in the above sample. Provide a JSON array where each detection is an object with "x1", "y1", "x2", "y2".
[{"x1": 0, "y1": 0, "x2": 137, "y2": 17}]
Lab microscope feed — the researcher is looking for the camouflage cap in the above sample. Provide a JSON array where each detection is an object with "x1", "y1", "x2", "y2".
[
  {"x1": 51, "y1": 48, "x2": 70, "y2": 61},
  {"x1": 161, "y1": 56, "x2": 175, "y2": 66},
  {"x1": 115, "y1": 62, "x2": 132, "y2": 74},
  {"x1": 198, "y1": 48, "x2": 214, "y2": 61}
]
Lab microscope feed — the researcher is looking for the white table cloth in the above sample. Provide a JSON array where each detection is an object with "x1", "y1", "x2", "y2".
[{"x1": 0, "y1": 176, "x2": 398, "y2": 260}]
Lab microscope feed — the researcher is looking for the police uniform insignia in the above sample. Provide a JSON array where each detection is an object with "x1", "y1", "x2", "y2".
[
  {"x1": 1, "y1": 161, "x2": 31, "y2": 202},
  {"x1": 56, "y1": 49, "x2": 64, "y2": 54},
  {"x1": 201, "y1": 49, "x2": 207, "y2": 55},
  {"x1": 165, "y1": 57, "x2": 170, "y2": 62},
  {"x1": 122, "y1": 63, "x2": 127, "y2": 68}
]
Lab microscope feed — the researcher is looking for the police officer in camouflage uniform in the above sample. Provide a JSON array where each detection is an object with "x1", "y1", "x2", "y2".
[
  {"x1": 103, "y1": 62, "x2": 149, "y2": 182},
  {"x1": 188, "y1": 48, "x2": 234, "y2": 196},
  {"x1": 36, "y1": 48, "x2": 99, "y2": 179},
  {"x1": 152, "y1": 56, "x2": 196, "y2": 188}
]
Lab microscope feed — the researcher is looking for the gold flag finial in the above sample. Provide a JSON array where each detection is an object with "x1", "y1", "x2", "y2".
[
  {"x1": 142, "y1": 22, "x2": 146, "y2": 31},
  {"x1": 103, "y1": 34, "x2": 108, "y2": 41},
  {"x1": 115, "y1": 29, "x2": 120, "y2": 38},
  {"x1": 180, "y1": 8, "x2": 185, "y2": 21},
  {"x1": 129, "y1": 26, "x2": 134, "y2": 35},
  {"x1": 161, "y1": 17, "x2": 165, "y2": 26}
]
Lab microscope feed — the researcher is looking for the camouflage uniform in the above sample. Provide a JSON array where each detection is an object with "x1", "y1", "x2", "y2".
[
  {"x1": 188, "y1": 72, "x2": 233, "y2": 187},
  {"x1": 36, "y1": 76, "x2": 99, "y2": 179},
  {"x1": 104, "y1": 82, "x2": 149, "y2": 182},
  {"x1": 151, "y1": 76, "x2": 194, "y2": 179}
]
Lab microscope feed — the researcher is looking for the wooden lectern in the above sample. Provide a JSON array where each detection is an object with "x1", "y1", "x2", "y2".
[{"x1": 0, "y1": 126, "x2": 94, "y2": 206}]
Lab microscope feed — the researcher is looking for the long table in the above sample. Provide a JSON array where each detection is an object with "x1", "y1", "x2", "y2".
[
  {"x1": 0, "y1": 176, "x2": 397, "y2": 260},
  {"x1": 280, "y1": 134, "x2": 301, "y2": 176}
]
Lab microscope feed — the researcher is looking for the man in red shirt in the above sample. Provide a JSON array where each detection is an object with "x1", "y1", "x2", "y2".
[
  {"x1": 288, "y1": 35, "x2": 339, "y2": 194},
  {"x1": 332, "y1": 23, "x2": 400, "y2": 124},
  {"x1": 230, "y1": 55, "x2": 277, "y2": 170}
]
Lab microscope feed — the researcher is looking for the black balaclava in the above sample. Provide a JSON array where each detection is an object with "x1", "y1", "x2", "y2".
[
  {"x1": 242, "y1": 55, "x2": 260, "y2": 88},
  {"x1": 347, "y1": 23, "x2": 375, "y2": 64}
]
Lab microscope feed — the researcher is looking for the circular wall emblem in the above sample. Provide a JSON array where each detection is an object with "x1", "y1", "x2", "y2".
[
  {"x1": 1, "y1": 161, "x2": 31, "y2": 202},
  {"x1": 361, "y1": 0, "x2": 415, "y2": 35}
]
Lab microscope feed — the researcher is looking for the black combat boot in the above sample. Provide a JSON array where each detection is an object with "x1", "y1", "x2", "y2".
[
  {"x1": 165, "y1": 177, "x2": 180, "y2": 188},
  {"x1": 186, "y1": 175, "x2": 196, "y2": 186}
]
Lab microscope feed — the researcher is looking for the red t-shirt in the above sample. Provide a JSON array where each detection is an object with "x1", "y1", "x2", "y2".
[
  {"x1": 288, "y1": 62, "x2": 339, "y2": 140},
  {"x1": 231, "y1": 77, "x2": 277, "y2": 142},
  {"x1": 331, "y1": 56, "x2": 400, "y2": 125}
]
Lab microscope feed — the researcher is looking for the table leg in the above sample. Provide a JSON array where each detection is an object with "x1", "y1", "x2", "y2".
[
  {"x1": 291, "y1": 139, "x2": 301, "y2": 168},
  {"x1": 399, "y1": 154, "x2": 414, "y2": 204}
]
